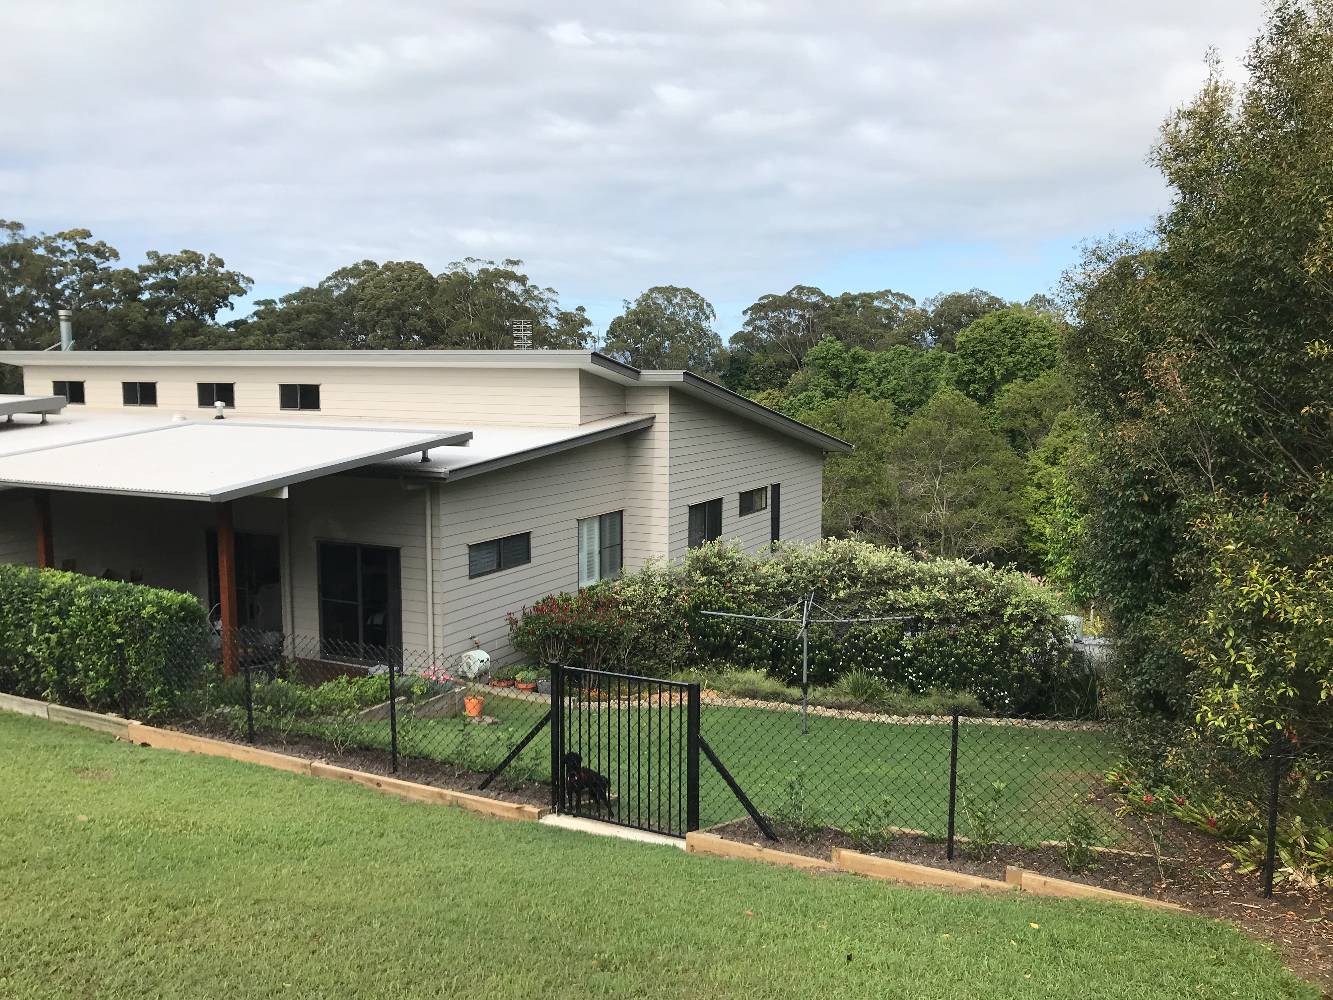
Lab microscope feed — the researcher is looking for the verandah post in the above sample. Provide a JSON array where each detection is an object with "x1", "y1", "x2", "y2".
[{"x1": 946, "y1": 709, "x2": 960, "y2": 861}]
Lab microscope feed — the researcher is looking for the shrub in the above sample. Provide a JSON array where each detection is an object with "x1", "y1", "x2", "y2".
[
  {"x1": 511, "y1": 539, "x2": 1080, "y2": 715},
  {"x1": 0, "y1": 564, "x2": 209, "y2": 720},
  {"x1": 507, "y1": 586, "x2": 636, "y2": 670}
]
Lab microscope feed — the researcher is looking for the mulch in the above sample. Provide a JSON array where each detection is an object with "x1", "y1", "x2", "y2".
[{"x1": 710, "y1": 816, "x2": 1333, "y2": 993}]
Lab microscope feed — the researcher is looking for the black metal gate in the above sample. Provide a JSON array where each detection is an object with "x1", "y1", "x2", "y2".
[{"x1": 550, "y1": 663, "x2": 699, "y2": 838}]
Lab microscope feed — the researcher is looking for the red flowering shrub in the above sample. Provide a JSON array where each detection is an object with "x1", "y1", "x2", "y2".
[{"x1": 507, "y1": 585, "x2": 636, "y2": 671}]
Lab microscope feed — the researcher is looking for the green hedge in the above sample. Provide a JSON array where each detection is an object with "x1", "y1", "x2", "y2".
[
  {"x1": 515, "y1": 540, "x2": 1084, "y2": 717},
  {"x1": 0, "y1": 564, "x2": 210, "y2": 719}
]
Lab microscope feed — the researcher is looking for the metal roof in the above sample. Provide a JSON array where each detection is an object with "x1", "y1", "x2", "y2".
[
  {"x1": 0, "y1": 394, "x2": 66, "y2": 419},
  {"x1": 0, "y1": 420, "x2": 472, "y2": 502},
  {"x1": 371, "y1": 414, "x2": 656, "y2": 481}
]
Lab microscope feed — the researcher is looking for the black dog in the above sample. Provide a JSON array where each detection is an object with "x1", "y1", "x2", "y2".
[{"x1": 563, "y1": 751, "x2": 612, "y2": 815}]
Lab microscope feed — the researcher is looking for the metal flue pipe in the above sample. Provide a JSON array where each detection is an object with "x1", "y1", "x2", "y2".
[{"x1": 57, "y1": 309, "x2": 73, "y2": 350}]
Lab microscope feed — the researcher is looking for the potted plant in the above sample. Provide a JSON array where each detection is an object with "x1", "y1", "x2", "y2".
[
  {"x1": 490, "y1": 664, "x2": 516, "y2": 689},
  {"x1": 514, "y1": 669, "x2": 539, "y2": 692},
  {"x1": 463, "y1": 690, "x2": 485, "y2": 718}
]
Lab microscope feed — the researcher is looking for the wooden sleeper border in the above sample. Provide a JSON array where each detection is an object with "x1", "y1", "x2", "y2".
[
  {"x1": 685, "y1": 831, "x2": 834, "y2": 871},
  {"x1": 122, "y1": 722, "x2": 548, "y2": 822},
  {"x1": 1005, "y1": 866, "x2": 1187, "y2": 912},
  {"x1": 0, "y1": 699, "x2": 548, "y2": 824}
]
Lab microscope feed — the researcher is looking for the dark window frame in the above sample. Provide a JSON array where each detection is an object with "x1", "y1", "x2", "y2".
[
  {"x1": 316, "y1": 540, "x2": 402, "y2": 657},
  {"x1": 468, "y1": 532, "x2": 532, "y2": 579},
  {"x1": 577, "y1": 510, "x2": 624, "y2": 587},
  {"x1": 121, "y1": 381, "x2": 157, "y2": 407},
  {"x1": 197, "y1": 382, "x2": 236, "y2": 409},
  {"x1": 279, "y1": 383, "x2": 321, "y2": 411},
  {"x1": 739, "y1": 486, "x2": 769, "y2": 517},
  {"x1": 687, "y1": 498, "x2": 723, "y2": 549},
  {"x1": 52, "y1": 380, "x2": 85, "y2": 404}
]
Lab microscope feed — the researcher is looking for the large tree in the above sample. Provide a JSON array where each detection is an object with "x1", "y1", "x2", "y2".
[
  {"x1": 878, "y1": 389, "x2": 1028, "y2": 561},
  {"x1": 950, "y1": 306, "x2": 1063, "y2": 406},
  {"x1": 1066, "y1": 1, "x2": 1333, "y2": 736},
  {"x1": 603, "y1": 285, "x2": 721, "y2": 370},
  {"x1": 901, "y1": 288, "x2": 1007, "y2": 351}
]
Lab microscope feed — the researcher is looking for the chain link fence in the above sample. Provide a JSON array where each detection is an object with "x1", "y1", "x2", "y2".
[{"x1": 3, "y1": 615, "x2": 1327, "y2": 899}]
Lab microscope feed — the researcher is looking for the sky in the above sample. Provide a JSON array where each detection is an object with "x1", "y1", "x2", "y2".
[{"x1": 0, "y1": 1, "x2": 1265, "y2": 340}]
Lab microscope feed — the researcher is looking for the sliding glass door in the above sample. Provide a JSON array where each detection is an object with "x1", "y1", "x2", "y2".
[{"x1": 317, "y1": 541, "x2": 401, "y2": 657}]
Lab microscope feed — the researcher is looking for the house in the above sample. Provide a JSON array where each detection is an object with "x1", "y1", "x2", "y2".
[{"x1": 0, "y1": 350, "x2": 849, "y2": 668}]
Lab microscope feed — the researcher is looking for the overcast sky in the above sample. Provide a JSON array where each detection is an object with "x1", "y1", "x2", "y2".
[{"x1": 1, "y1": 1, "x2": 1264, "y2": 337}]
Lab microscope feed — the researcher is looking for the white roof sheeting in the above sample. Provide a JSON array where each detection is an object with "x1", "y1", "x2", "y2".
[
  {"x1": 372, "y1": 414, "x2": 655, "y2": 481},
  {"x1": 0, "y1": 420, "x2": 471, "y2": 502},
  {"x1": 0, "y1": 394, "x2": 66, "y2": 418}
]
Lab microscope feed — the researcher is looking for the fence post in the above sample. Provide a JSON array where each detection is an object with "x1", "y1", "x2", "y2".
[
  {"x1": 388, "y1": 659, "x2": 399, "y2": 774},
  {"x1": 549, "y1": 662, "x2": 564, "y2": 811},
  {"x1": 686, "y1": 682, "x2": 701, "y2": 833},
  {"x1": 117, "y1": 642, "x2": 131, "y2": 720},
  {"x1": 244, "y1": 659, "x2": 255, "y2": 745},
  {"x1": 1263, "y1": 738, "x2": 1281, "y2": 899},
  {"x1": 946, "y1": 709, "x2": 960, "y2": 861}
]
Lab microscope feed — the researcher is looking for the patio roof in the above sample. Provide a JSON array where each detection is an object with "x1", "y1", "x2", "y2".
[
  {"x1": 0, "y1": 394, "x2": 66, "y2": 420},
  {"x1": 0, "y1": 419, "x2": 472, "y2": 502}
]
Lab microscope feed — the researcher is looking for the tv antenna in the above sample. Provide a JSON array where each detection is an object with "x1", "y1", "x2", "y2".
[{"x1": 510, "y1": 319, "x2": 533, "y2": 350}]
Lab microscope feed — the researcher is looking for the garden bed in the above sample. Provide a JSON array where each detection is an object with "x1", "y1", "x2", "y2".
[{"x1": 710, "y1": 816, "x2": 1333, "y2": 990}]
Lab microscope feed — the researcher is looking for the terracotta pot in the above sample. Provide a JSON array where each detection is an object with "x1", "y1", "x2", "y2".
[
  {"x1": 515, "y1": 681, "x2": 538, "y2": 692},
  {"x1": 464, "y1": 695, "x2": 485, "y2": 718},
  {"x1": 491, "y1": 678, "x2": 514, "y2": 688}
]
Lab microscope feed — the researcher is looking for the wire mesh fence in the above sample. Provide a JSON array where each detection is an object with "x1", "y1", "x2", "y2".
[{"x1": 2, "y1": 615, "x2": 1327, "y2": 899}]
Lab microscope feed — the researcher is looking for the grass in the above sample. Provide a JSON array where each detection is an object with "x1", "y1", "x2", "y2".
[
  {"x1": 0, "y1": 713, "x2": 1314, "y2": 1000},
  {"x1": 259, "y1": 688, "x2": 1120, "y2": 842}
]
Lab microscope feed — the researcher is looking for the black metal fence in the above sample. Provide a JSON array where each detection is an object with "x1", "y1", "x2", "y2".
[
  {"x1": 3, "y1": 619, "x2": 1328, "y2": 899},
  {"x1": 551, "y1": 665, "x2": 700, "y2": 837}
]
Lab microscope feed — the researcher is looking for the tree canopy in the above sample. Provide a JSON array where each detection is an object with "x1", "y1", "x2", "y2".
[
  {"x1": 603, "y1": 286, "x2": 722, "y2": 370},
  {"x1": 1065, "y1": 0, "x2": 1333, "y2": 738}
]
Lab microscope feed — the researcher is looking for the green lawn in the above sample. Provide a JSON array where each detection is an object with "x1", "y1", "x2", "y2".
[
  {"x1": 0, "y1": 712, "x2": 1312, "y2": 999},
  {"x1": 270, "y1": 690, "x2": 1120, "y2": 842}
]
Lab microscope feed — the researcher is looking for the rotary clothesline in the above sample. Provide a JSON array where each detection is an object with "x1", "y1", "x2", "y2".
[{"x1": 701, "y1": 591, "x2": 909, "y2": 734}]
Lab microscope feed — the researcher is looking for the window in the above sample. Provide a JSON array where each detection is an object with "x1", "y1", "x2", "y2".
[
  {"x1": 197, "y1": 382, "x2": 236, "y2": 408},
  {"x1": 739, "y1": 486, "x2": 768, "y2": 516},
  {"x1": 770, "y1": 483, "x2": 781, "y2": 545},
  {"x1": 687, "y1": 498, "x2": 723, "y2": 548},
  {"x1": 468, "y1": 532, "x2": 531, "y2": 578},
  {"x1": 279, "y1": 383, "x2": 320, "y2": 410},
  {"x1": 317, "y1": 541, "x2": 401, "y2": 653},
  {"x1": 578, "y1": 510, "x2": 623, "y2": 587},
  {"x1": 52, "y1": 380, "x2": 85, "y2": 404},
  {"x1": 121, "y1": 382, "x2": 157, "y2": 406}
]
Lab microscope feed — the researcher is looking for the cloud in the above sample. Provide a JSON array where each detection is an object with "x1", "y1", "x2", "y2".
[{"x1": 0, "y1": 1, "x2": 1264, "y2": 332}]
